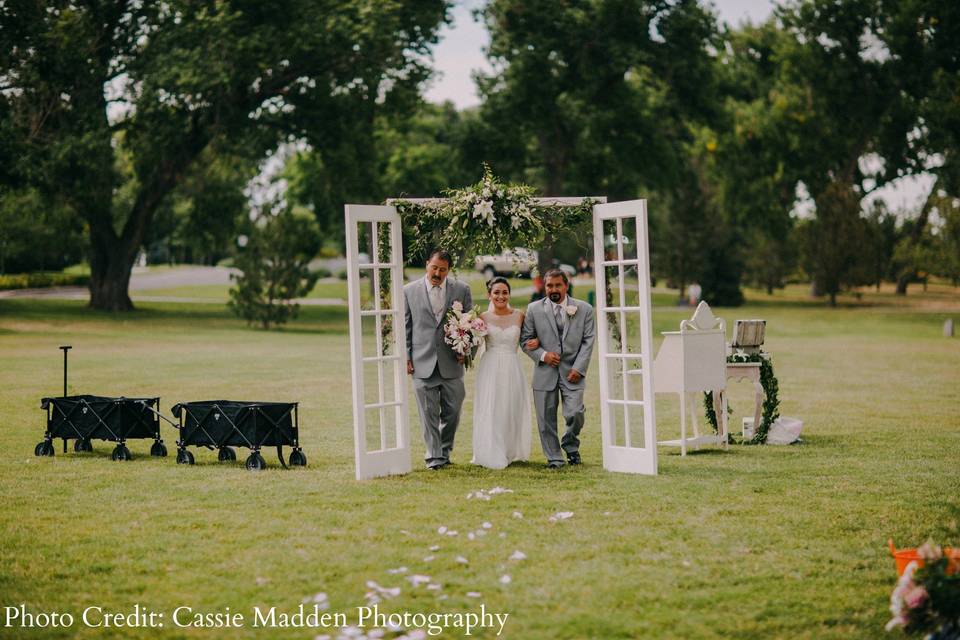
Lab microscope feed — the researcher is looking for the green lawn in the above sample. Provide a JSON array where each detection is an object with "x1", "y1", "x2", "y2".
[{"x1": 0, "y1": 288, "x2": 958, "y2": 639}]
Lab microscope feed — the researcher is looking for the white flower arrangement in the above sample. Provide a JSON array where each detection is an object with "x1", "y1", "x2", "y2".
[{"x1": 392, "y1": 164, "x2": 597, "y2": 269}]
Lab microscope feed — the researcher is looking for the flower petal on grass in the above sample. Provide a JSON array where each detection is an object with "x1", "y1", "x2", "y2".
[
  {"x1": 509, "y1": 550, "x2": 527, "y2": 561},
  {"x1": 482, "y1": 522, "x2": 493, "y2": 529},
  {"x1": 429, "y1": 545, "x2": 440, "y2": 552},
  {"x1": 499, "y1": 574, "x2": 512, "y2": 585},
  {"x1": 437, "y1": 526, "x2": 447, "y2": 535},
  {"x1": 455, "y1": 556, "x2": 469, "y2": 564},
  {"x1": 512, "y1": 511, "x2": 523, "y2": 519},
  {"x1": 466, "y1": 591, "x2": 482, "y2": 598},
  {"x1": 423, "y1": 555, "x2": 435, "y2": 562},
  {"x1": 406, "y1": 574, "x2": 432, "y2": 587},
  {"x1": 549, "y1": 511, "x2": 574, "y2": 522},
  {"x1": 387, "y1": 567, "x2": 408, "y2": 575}
]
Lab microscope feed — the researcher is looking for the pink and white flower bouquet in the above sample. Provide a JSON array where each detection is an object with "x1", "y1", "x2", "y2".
[
  {"x1": 886, "y1": 542, "x2": 960, "y2": 638},
  {"x1": 443, "y1": 301, "x2": 487, "y2": 369}
]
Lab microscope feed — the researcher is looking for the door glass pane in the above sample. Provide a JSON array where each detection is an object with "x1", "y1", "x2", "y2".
[
  {"x1": 376, "y1": 222, "x2": 393, "y2": 265},
  {"x1": 621, "y1": 216, "x2": 639, "y2": 261},
  {"x1": 359, "y1": 269, "x2": 375, "y2": 310},
  {"x1": 602, "y1": 219, "x2": 618, "y2": 259},
  {"x1": 611, "y1": 403, "x2": 626, "y2": 447},
  {"x1": 357, "y1": 222, "x2": 373, "y2": 264}
]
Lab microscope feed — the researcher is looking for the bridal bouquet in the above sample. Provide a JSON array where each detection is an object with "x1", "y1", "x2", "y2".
[
  {"x1": 886, "y1": 542, "x2": 960, "y2": 638},
  {"x1": 443, "y1": 301, "x2": 487, "y2": 369}
]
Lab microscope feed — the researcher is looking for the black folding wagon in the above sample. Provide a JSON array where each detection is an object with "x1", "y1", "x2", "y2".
[
  {"x1": 170, "y1": 400, "x2": 306, "y2": 470},
  {"x1": 35, "y1": 395, "x2": 168, "y2": 460}
]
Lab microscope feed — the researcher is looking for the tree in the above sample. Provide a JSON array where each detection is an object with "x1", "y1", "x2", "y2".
[
  {"x1": 228, "y1": 205, "x2": 320, "y2": 329},
  {"x1": 874, "y1": 0, "x2": 960, "y2": 294},
  {"x1": 797, "y1": 181, "x2": 872, "y2": 306},
  {"x1": 475, "y1": 0, "x2": 722, "y2": 275},
  {"x1": 283, "y1": 101, "x2": 478, "y2": 260},
  {"x1": 1, "y1": 0, "x2": 449, "y2": 310},
  {"x1": 0, "y1": 187, "x2": 85, "y2": 274}
]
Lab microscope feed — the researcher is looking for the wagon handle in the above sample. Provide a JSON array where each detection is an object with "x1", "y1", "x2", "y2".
[{"x1": 138, "y1": 401, "x2": 179, "y2": 428}]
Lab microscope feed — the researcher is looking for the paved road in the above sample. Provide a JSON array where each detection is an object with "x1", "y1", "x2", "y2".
[{"x1": 1, "y1": 265, "x2": 673, "y2": 306}]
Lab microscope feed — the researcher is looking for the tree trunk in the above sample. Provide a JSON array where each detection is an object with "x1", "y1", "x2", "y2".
[
  {"x1": 89, "y1": 252, "x2": 135, "y2": 311},
  {"x1": 87, "y1": 214, "x2": 138, "y2": 311},
  {"x1": 829, "y1": 291, "x2": 837, "y2": 307},
  {"x1": 896, "y1": 174, "x2": 941, "y2": 295}
]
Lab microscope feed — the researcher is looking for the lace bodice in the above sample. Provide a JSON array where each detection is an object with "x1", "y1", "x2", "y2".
[{"x1": 483, "y1": 310, "x2": 522, "y2": 353}]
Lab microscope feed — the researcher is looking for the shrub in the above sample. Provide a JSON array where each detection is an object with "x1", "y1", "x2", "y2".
[
  {"x1": 228, "y1": 208, "x2": 321, "y2": 329},
  {"x1": 0, "y1": 272, "x2": 90, "y2": 290}
]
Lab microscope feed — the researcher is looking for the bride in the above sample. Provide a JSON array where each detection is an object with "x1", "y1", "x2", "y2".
[{"x1": 472, "y1": 277, "x2": 532, "y2": 469}]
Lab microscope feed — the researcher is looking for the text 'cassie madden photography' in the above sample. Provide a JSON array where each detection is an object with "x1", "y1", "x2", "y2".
[{"x1": 4, "y1": 603, "x2": 510, "y2": 636}]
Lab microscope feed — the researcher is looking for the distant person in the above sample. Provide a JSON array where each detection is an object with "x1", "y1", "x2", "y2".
[
  {"x1": 576, "y1": 257, "x2": 592, "y2": 276},
  {"x1": 530, "y1": 275, "x2": 545, "y2": 303},
  {"x1": 687, "y1": 281, "x2": 702, "y2": 307}
]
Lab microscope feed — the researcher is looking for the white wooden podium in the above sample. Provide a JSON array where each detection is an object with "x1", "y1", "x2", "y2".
[{"x1": 654, "y1": 302, "x2": 728, "y2": 455}]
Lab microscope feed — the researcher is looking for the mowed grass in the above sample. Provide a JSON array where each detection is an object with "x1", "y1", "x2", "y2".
[{"x1": 0, "y1": 287, "x2": 959, "y2": 640}]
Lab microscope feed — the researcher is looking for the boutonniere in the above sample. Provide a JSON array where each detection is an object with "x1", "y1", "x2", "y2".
[{"x1": 566, "y1": 305, "x2": 577, "y2": 317}]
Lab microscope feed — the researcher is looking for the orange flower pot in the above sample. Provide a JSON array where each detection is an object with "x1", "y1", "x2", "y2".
[{"x1": 889, "y1": 539, "x2": 960, "y2": 576}]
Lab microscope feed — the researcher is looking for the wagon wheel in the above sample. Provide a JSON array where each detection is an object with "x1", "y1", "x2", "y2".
[
  {"x1": 245, "y1": 452, "x2": 266, "y2": 471},
  {"x1": 218, "y1": 447, "x2": 236, "y2": 462},
  {"x1": 176, "y1": 449, "x2": 195, "y2": 465},
  {"x1": 111, "y1": 445, "x2": 131, "y2": 461},
  {"x1": 289, "y1": 448, "x2": 307, "y2": 467},
  {"x1": 74, "y1": 439, "x2": 92, "y2": 453},
  {"x1": 150, "y1": 441, "x2": 168, "y2": 457},
  {"x1": 34, "y1": 441, "x2": 46, "y2": 456},
  {"x1": 81, "y1": 439, "x2": 94, "y2": 452},
  {"x1": 38, "y1": 440, "x2": 55, "y2": 457}
]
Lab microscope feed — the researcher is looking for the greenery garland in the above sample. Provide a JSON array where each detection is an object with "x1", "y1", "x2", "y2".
[
  {"x1": 704, "y1": 352, "x2": 780, "y2": 444},
  {"x1": 392, "y1": 164, "x2": 596, "y2": 269}
]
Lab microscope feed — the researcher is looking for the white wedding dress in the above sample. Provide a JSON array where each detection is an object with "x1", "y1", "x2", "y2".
[{"x1": 471, "y1": 310, "x2": 532, "y2": 469}]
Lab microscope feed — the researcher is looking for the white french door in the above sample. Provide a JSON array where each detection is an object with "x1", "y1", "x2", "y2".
[
  {"x1": 592, "y1": 200, "x2": 658, "y2": 475},
  {"x1": 345, "y1": 205, "x2": 410, "y2": 480}
]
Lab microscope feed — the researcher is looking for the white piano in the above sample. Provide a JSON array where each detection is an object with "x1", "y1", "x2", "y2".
[{"x1": 654, "y1": 302, "x2": 728, "y2": 454}]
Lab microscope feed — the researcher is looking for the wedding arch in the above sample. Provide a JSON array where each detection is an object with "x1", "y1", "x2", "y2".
[{"x1": 344, "y1": 168, "x2": 658, "y2": 480}]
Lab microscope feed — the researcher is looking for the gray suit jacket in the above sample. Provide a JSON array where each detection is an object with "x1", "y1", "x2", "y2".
[
  {"x1": 404, "y1": 277, "x2": 473, "y2": 380},
  {"x1": 521, "y1": 296, "x2": 596, "y2": 392}
]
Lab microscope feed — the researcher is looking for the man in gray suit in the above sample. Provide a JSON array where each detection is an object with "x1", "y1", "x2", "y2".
[
  {"x1": 521, "y1": 269, "x2": 595, "y2": 468},
  {"x1": 404, "y1": 249, "x2": 473, "y2": 469}
]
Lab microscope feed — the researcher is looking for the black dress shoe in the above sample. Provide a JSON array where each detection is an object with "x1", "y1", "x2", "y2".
[
  {"x1": 545, "y1": 461, "x2": 564, "y2": 469},
  {"x1": 567, "y1": 456, "x2": 582, "y2": 465}
]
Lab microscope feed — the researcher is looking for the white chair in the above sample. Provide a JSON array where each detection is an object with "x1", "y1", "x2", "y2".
[{"x1": 654, "y1": 302, "x2": 728, "y2": 455}]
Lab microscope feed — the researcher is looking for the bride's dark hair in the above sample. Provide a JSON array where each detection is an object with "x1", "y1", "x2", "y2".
[{"x1": 486, "y1": 276, "x2": 511, "y2": 293}]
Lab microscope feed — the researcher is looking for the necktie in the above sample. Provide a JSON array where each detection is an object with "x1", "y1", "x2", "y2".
[
  {"x1": 554, "y1": 303, "x2": 564, "y2": 338},
  {"x1": 431, "y1": 285, "x2": 443, "y2": 319}
]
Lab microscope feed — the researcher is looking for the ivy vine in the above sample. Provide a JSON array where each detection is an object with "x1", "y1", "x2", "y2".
[{"x1": 704, "y1": 352, "x2": 780, "y2": 445}]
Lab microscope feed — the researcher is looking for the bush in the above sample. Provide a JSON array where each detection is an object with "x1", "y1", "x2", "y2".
[
  {"x1": 0, "y1": 272, "x2": 90, "y2": 290},
  {"x1": 228, "y1": 207, "x2": 321, "y2": 329},
  {"x1": 337, "y1": 269, "x2": 349, "y2": 280},
  {"x1": 311, "y1": 267, "x2": 332, "y2": 278}
]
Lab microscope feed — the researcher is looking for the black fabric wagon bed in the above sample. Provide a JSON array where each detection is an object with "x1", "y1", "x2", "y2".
[
  {"x1": 35, "y1": 395, "x2": 168, "y2": 460},
  {"x1": 170, "y1": 400, "x2": 305, "y2": 470}
]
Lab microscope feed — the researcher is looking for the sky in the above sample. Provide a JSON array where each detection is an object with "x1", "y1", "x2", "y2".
[{"x1": 423, "y1": 0, "x2": 932, "y2": 213}]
